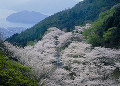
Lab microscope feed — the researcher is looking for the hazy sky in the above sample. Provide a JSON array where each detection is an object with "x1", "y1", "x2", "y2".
[{"x1": 0, "y1": 0, "x2": 83, "y2": 18}]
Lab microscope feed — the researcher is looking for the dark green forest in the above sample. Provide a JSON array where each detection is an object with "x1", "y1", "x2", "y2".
[
  {"x1": 6, "y1": 0, "x2": 120, "y2": 47},
  {"x1": 83, "y1": 3, "x2": 120, "y2": 48}
]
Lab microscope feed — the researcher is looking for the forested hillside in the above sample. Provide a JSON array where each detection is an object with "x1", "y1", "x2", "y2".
[
  {"x1": 0, "y1": 40, "x2": 37, "y2": 85},
  {"x1": 5, "y1": 28, "x2": 120, "y2": 86},
  {"x1": 6, "y1": 0, "x2": 120, "y2": 47},
  {"x1": 83, "y1": 3, "x2": 120, "y2": 48}
]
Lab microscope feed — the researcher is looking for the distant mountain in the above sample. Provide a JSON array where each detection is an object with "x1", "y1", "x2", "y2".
[
  {"x1": 6, "y1": 10, "x2": 48, "y2": 24},
  {"x1": 0, "y1": 27, "x2": 27, "y2": 40},
  {"x1": 6, "y1": 0, "x2": 120, "y2": 47}
]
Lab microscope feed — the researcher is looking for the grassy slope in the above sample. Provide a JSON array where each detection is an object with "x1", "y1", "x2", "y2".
[{"x1": 0, "y1": 42, "x2": 37, "y2": 86}]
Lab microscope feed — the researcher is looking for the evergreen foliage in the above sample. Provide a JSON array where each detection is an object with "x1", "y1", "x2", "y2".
[
  {"x1": 6, "y1": 0, "x2": 120, "y2": 47},
  {"x1": 83, "y1": 3, "x2": 120, "y2": 48}
]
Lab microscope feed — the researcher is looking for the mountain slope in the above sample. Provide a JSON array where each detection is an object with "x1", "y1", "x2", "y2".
[
  {"x1": 83, "y1": 3, "x2": 120, "y2": 48},
  {"x1": 6, "y1": 10, "x2": 48, "y2": 24},
  {"x1": 6, "y1": 0, "x2": 120, "y2": 47},
  {"x1": 0, "y1": 41, "x2": 36, "y2": 85},
  {"x1": 4, "y1": 27, "x2": 120, "y2": 85}
]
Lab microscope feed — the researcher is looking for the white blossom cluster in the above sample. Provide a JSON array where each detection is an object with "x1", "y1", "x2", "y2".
[
  {"x1": 4, "y1": 27, "x2": 120, "y2": 86},
  {"x1": 73, "y1": 24, "x2": 91, "y2": 41},
  {"x1": 74, "y1": 23, "x2": 91, "y2": 33},
  {"x1": 46, "y1": 42, "x2": 120, "y2": 86},
  {"x1": 4, "y1": 27, "x2": 72, "y2": 82}
]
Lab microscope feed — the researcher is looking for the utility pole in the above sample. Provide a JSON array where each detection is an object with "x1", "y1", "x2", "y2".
[
  {"x1": 54, "y1": 36, "x2": 59, "y2": 70},
  {"x1": 57, "y1": 47, "x2": 59, "y2": 70}
]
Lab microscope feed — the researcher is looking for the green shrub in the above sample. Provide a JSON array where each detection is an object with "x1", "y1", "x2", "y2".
[
  {"x1": 112, "y1": 67, "x2": 120, "y2": 79},
  {"x1": 69, "y1": 72, "x2": 76, "y2": 80},
  {"x1": 0, "y1": 49, "x2": 37, "y2": 86},
  {"x1": 73, "y1": 55, "x2": 78, "y2": 58}
]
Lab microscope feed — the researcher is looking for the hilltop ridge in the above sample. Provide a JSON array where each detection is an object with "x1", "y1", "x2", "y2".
[{"x1": 6, "y1": 0, "x2": 120, "y2": 47}]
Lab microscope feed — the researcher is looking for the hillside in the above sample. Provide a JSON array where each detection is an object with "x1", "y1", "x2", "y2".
[
  {"x1": 6, "y1": 10, "x2": 48, "y2": 24},
  {"x1": 4, "y1": 27, "x2": 120, "y2": 85},
  {"x1": 0, "y1": 41, "x2": 37, "y2": 85},
  {"x1": 83, "y1": 3, "x2": 120, "y2": 48},
  {"x1": 6, "y1": 0, "x2": 120, "y2": 47}
]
